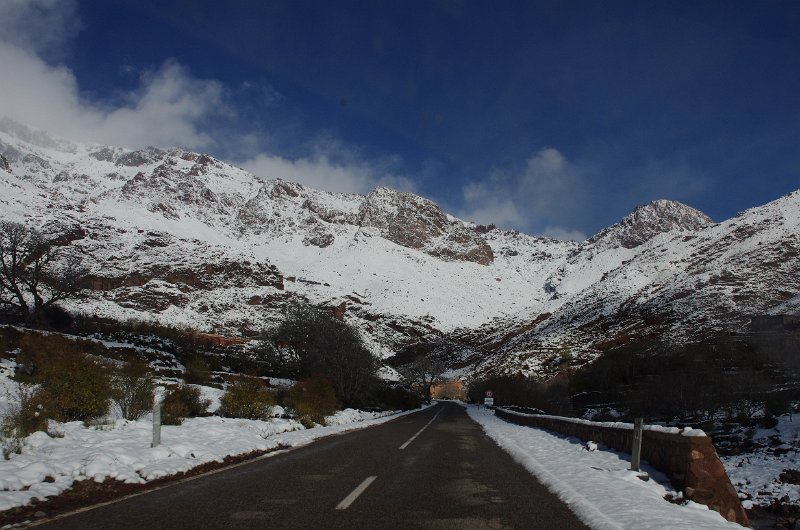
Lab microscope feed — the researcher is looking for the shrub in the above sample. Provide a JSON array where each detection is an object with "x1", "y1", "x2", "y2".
[
  {"x1": 285, "y1": 375, "x2": 337, "y2": 427},
  {"x1": 184, "y1": 357, "x2": 212, "y2": 386},
  {"x1": 759, "y1": 415, "x2": 779, "y2": 429},
  {"x1": 219, "y1": 377, "x2": 276, "y2": 420},
  {"x1": 41, "y1": 305, "x2": 73, "y2": 332},
  {"x1": 112, "y1": 358, "x2": 155, "y2": 421},
  {"x1": 16, "y1": 332, "x2": 103, "y2": 370},
  {"x1": 0, "y1": 328, "x2": 14, "y2": 356},
  {"x1": 467, "y1": 375, "x2": 551, "y2": 410},
  {"x1": 161, "y1": 384, "x2": 211, "y2": 425},
  {"x1": 267, "y1": 303, "x2": 379, "y2": 407},
  {"x1": 37, "y1": 351, "x2": 113, "y2": 422},
  {"x1": 1, "y1": 384, "x2": 49, "y2": 458},
  {"x1": 765, "y1": 390, "x2": 792, "y2": 419},
  {"x1": 369, "y1": 385, "x2": 424, "y2": 411}
]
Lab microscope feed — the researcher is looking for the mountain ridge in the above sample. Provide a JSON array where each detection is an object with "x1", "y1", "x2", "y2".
[{"x1": 1, "y1": 119, "x2": 797, "y2": 380}]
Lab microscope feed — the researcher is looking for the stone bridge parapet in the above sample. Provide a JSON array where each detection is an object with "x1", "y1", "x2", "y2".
[{"x1": 494, "y1": 408, "x2": 749, "y2": 527}]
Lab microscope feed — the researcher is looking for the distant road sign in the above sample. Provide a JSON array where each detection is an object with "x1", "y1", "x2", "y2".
[
  {"x1": 485, "y1": 390, "x2": 493, "y2": 398},
  {"x1": 484, "y1": 397, "x2": 494, "y2": 406}
]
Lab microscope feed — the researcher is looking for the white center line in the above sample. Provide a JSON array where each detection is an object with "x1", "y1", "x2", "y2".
[
  {"x1": 399, "y1": 409, "x2": 441, "y2": 450},
  {"x1": 335, "y1": 476, "x2": 377, "y2": 510}
]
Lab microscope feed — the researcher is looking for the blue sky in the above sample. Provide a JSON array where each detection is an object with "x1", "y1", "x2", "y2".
[{"x1": 1, "y1": 0, "x2": 798, "y2": 239}]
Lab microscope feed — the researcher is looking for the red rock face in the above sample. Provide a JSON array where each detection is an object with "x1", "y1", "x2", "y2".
[{"x1": 86, "y1": 261, "x2": 284, "y2": 292}]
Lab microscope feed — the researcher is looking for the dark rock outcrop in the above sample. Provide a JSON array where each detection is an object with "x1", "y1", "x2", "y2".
[
  {"x1": 0, "y1": 154, "x2": 11, "y2": 173},
  {"x1": 358, "y1": 187, "x2": 494, "y2": 265}
]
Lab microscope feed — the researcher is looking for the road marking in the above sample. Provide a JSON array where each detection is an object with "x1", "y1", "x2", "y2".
[
  {"x1": 24, "y1": 448, "x2": 294, "y2": 527},
  {"x1": 335, "y1": 476, "x2": 377, "y2": 510},
  {"x1": 399, "y1": 409, "x2": 441, "y2": 450},
  {"x1": 23, "y1": 406, "x2": 436, "y2": 527}
]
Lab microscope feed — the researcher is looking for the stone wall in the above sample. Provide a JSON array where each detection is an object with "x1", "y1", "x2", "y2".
[{"x1": 494, "y1": 408, "x2": 749, "y2": 527}]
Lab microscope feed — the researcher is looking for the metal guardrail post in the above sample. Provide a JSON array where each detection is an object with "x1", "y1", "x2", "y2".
[
  {"x1": 630, "y1": 417, "x2": 643, "y2": 471},
  {"x1": 151, "y1": 400, "x2": 162, "y2": 448}
]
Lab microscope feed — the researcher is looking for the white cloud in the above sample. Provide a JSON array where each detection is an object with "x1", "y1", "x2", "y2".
[
  {"x1": 240, "y1": 151, "x2": 416, "y2": 195},
  {"x1": 458, "y1": 180, "x2": 525, "y2": 227},
  {"x1": 93, "y1": 60, "x2": 227, "y2": 149},
  {"x1": 519, "y1": 148, "x2": 586, "y2": 219},
  {"x1": 459, "y1": 147, "x2": 589, "y2": 239},
  {"x1": 0, "y1": 37, "x2": 227, "y2": 151},
  {"x1": 541, "y1": 226, "x2": 587, "y2": 242},
  {"x1": 0, "y1": 1, "x2": 417, "y2": 197}
]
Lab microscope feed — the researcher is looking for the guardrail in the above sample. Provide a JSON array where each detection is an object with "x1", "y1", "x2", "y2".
[{"x1": 494, "y1": 408, "x2": 749, "y2": 527}]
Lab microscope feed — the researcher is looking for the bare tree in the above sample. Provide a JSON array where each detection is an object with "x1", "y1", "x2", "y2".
[
  {"x1": 267, "y1": 302, "x2": 380, "y2": 407},
  {"x1": 0, "y1": 221, "x2": 87, "y2": 325},
  {"x1": 393, "y1": 335, "x2": 464, "y2": 401},
  {"x1": 397, "y1": 354, "x2": 447, "y2": 401}
]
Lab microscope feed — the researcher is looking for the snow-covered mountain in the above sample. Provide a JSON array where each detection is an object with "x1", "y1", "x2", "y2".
[
  {"x1": 457, "y1": 190, "x2": 800, "y2": 379},
  {"x1": 1, "y1": 119, "x2": 798, "y2": 378}
]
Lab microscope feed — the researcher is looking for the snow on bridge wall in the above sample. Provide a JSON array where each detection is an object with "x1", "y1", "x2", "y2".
[{"x1": 494, "y1": 408, "x2": 750, "y2": 527}]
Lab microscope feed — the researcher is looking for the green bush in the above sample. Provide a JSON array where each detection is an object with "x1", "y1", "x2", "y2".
[
  {"x1": 112, "y1": 358, "x2": 155, "y2": 421},
  {"x1": 219, "y1": 377, "x2": 276, "y2": 420},
  {"x1": 38, "y1": 351, "x2": 113, "y2": 422},
  {"x1": 161, "y1": 384, "x2": 211, "y2": 425},
  {"x1": 285, "y1": 375, "x2": 337, "y2": 427}
]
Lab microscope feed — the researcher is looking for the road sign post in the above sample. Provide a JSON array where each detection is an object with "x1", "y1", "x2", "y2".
[{"x1": 484, "y1": 390, "x2": 494, "y2": 407}]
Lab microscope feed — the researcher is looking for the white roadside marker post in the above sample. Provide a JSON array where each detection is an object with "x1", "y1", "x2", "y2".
[
  {"x1": 630, "y1": 417, "x2": 643, "y2": 471},
  {"x1": 151, "y1": 400, "x2": 162, "y2": 448}
]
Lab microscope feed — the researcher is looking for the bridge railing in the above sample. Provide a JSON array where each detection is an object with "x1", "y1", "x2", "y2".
[{"x1": 494, "y1": 408, "x2": 749, "y2": 527}]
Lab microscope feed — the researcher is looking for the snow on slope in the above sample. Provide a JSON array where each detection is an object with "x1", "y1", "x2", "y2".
[
  {"x1": 1, "y1": 119, "x2": 798, "y2": 376},
  {"x1": 0, "y1": 121, "x2": 576, "y2": 341},
  {"x1": 462, "y1": 189, "x2": 800, "y2": 378},
  {"x1": 722, "y1": 412, "x2": 800, "y2": 510}
]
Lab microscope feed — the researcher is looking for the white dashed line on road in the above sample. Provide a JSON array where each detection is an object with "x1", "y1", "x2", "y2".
[
  {"x1": 335, "y1": 476, "x2": 377, "y2": 510},
  {"x1": 399, "y1": 409, "x2": 441, "y2": 450}
]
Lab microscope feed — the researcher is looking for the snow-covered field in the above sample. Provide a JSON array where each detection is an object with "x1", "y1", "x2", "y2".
[{"x1": 466, "y1": 405, "x2": 742, "y2": 529}]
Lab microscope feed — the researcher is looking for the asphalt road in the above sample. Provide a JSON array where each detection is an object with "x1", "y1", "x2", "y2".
[{"x1": 34, "y1": 402, "x2": 587, "y2": 529}]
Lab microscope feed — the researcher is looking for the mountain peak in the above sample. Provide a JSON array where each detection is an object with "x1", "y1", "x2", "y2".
[{"x1": 589, "y1": 199, "x2": 713, "y2": 250}]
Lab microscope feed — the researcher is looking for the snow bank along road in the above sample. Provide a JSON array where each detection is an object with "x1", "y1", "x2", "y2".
[{"x1": 30, "y1": 402, "x2": 586, "y2": 529}]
